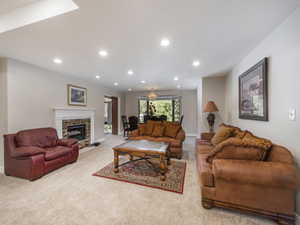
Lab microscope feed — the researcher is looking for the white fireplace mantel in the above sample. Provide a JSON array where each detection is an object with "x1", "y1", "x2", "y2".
[{"x1": 53, "y1": 107, "x2": 96, "y2": 144}]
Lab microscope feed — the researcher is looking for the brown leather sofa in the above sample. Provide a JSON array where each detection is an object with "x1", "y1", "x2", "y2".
[
  {"x1": 129, "y1": 120, "x2": 185, "y2": 159},
  {"x1": 4, "y1": 127, "x2": 79, "y2": 181},
  {"x1": 196, "y1": 132, "x2": 300, "y2": 225}
]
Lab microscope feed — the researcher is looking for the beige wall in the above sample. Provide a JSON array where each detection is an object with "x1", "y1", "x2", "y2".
[
  {"x1": 124, "y1": 90, "x2": 197, "y2": 135},
  {"x1": 202, "y1": 76, "x2": 226, "y2": 131},
  {"x1": 0, "y1": 59, "x2": 124, "y2": 170},
  {"x1": 225, "y1": 7, "x2": 300, "y2": 212},
  {"x1": 0, "y1": 58, "x2": 8, "y2": 172}
]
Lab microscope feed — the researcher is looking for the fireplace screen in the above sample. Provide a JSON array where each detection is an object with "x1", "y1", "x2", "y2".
[{"x1": 67, "y1": 124, "x2": 86, "y2": 141}]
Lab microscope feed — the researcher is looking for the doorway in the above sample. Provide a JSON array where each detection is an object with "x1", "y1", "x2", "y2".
[{"x1": 104, "y1": 96, "x2": 118, "y2": 135}]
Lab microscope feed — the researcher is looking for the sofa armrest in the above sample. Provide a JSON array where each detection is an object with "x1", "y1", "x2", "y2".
[
  {"x1": 129, "y1": 129, "x2": 139, "y2": 137},
  {"x1": 176, "y1": 129, "x2": 185, "y2": 142},
  {"x1": 57, "y1": 138, "x2": 78, "y2": 147},
  {"x1": 11, "y1": 146, "x2": 46, "y2": 158},
  {"x1": 213, "y1": 159, "x2": 300, "y2": 190}
]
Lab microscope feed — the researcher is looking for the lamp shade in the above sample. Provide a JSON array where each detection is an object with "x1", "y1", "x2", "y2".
[{"x1": 203, "y1": 101, "x2": 219, "y2": 112}]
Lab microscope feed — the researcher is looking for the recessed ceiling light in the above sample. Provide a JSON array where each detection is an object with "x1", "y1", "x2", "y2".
[
  {"x1": 99, "y1": 50, "x2": 108, "y2": 57},
  {"x1": 174, "y1": 76, "x2": 179, "y2": 81},
  {"x1": 177, "y1": 84, "x2": 181, "y2": 89},
  {"x1": 128, "y1": 70, "x2": 134, "y2": 75},
  {"x1": 128, "y1": 88, "x2": 132, "y2": 91},
  {"x1": 96, "y1": 75, "x2": 101, "y2": 79},
  {"x1": 192, "y1": 60, "x2": 200, "y2": 67},
  {"x1": 140, "y1": 80, "x2": 146, "y2": 84},
  {"x1": 114, "y1": 82, "x2": 119, "y2": 86},
  {"x1": 160, "y1": 38, "x2": 170, "y2": 47},
  {"x1": 53, "y1": 58, "x2": 62, "y2": 64}
]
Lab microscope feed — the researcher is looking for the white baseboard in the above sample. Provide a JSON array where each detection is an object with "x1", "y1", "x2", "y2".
[{"x1": 0, "y1": 166, "x2": 4, "y2": 174}]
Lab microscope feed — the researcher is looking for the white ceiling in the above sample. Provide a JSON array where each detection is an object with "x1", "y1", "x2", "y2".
[
  {"x1": 0, "y1": 0, "x2": 299, "y2": 91},
  {"x1": 0, "y1": 0, "x2": 40, "y2": 15}
]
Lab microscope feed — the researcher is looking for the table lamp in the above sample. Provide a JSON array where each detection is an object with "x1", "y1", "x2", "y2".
[{"x1": 203, "y1": 101, "x2": 219, "y2": 132}]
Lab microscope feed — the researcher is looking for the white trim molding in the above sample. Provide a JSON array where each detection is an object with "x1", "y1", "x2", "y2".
[{"x1": 53, "y1": 107, "x2": 96, "y2": 144}]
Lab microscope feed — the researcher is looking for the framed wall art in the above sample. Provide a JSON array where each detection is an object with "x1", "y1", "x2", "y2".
[
  {"x1": 68, "y1": 84, "x2": 87, "y2": 106},
  {"x1": 239, "y1": 58, "x2": 268, "y2": 121}
]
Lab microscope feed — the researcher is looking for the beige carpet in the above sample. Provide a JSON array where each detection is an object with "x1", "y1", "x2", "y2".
[{"x1": 0, "y1": 135, "x2": 273, "y2": 225}]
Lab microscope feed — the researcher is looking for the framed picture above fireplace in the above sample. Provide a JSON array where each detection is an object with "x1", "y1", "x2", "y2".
[
  {"x1": 68, "y1": 84, "x2": 87, "y2": 106},
  {"x1": 239, "y1": 58, "x2": 268, "y2": 121}
]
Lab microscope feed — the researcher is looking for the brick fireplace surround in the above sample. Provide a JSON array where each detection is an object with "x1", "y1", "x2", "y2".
[{"x1": 53, "y1": 108, "x2": 96, "y2": 148}]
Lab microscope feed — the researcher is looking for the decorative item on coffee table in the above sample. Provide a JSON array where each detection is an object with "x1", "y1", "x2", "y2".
[{"x1": 203, "y1": 101, "x2": 219, "y2": 132}]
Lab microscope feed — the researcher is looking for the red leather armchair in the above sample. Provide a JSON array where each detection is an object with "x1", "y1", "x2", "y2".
[{"x1": 4, "y1": 128, "x2": 79, "y2": 181}]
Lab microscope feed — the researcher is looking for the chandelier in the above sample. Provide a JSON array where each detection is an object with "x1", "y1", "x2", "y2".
[{"x1": 148, "y1": 89, "x2": 158, "y2": 100}]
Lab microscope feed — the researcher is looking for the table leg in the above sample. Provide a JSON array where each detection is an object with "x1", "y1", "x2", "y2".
[
  {"x1": 114, "y1": 151, "x2": 119, "y2": 173},
  {"x1": 129, "y1": 154, "x2": 134, "y2": 161},
  {"x1": 160, "y1": 155, "x2": 166, "y2": 181},
  {"x1": 167, "y1": 151, "x2": 171, "y2": 165}
]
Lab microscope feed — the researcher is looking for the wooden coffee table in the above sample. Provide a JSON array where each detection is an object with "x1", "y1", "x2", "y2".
[{"x1": 112, "y1": 140, "x2": 170, "y2": 181}]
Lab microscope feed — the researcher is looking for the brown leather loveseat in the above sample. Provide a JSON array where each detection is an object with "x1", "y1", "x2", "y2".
[
  {"x1": 196, "y1": 124, "x2": 300, "y2": 225},
  {"x1": 4, "y1": 127, "x2": 79, "y2": 181},
  {"x1": 129, "y1": 120, "x2": 185, "y2": 159}
]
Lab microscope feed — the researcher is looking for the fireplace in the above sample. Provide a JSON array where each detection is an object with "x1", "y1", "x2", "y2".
[
  {"x1": 53, "y1": 107, "x2": 96, "y2": 148},
  {"x1": 62, "y1": 118, "x2": 91, "y2": 148},
  {"x1": 67, "y1": 124, "x2": 86, "y2": 140}
]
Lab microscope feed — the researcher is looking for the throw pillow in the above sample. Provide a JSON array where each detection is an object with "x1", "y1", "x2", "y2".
[
  {"x1": 152, "y1": 124, "x2": 165, "y2": 137},
  {"x1": 207, "y1": 136, "x2": 272, "y2": 163},
  {"x1": 242, "y1": 131, "x2": 272, "y2": 159},
  {"x1": 138, "y1": 124, "x2": 146, "y2": 136},
  {"x1": 164, "y1": 122, "x2": 181, "y2": 138},
  {"x1": 145, "y1": 120, "x2": 161, "y2": 136},
  {"x1": 211, "y1": 125, "x2": 234, "y2": 146},
  {"x1": 220, "y1": 123, "x2": 246, "y2": 139}
]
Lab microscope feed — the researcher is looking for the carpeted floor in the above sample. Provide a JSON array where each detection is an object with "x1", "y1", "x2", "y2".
[{"x1": 0, "y1": 135, "x2": 273, "y2": 225}]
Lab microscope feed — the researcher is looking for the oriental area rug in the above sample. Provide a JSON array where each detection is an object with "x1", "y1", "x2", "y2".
[{"x1": 93, "y1": 159, "x2": 186, "y2": 194}]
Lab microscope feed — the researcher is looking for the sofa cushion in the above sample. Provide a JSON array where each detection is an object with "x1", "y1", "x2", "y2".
[
  {"x1": 152, "y1": 124, "x2": 165, "y2": 137},
  {"x1": 211, "y1": 125, "x2": 234, "y2": 146},
  {"x1": 154, "y1": 137, "x2": 181, "y2": 147},
  {"x1": 164, "y1": 122, "x2": 181, "y2": 138},
  {"x1": 129, "y1": 136, "x2": 153, "y2": 141},
  {"x1": 44, "y1": 146, "x2": 71, "y2": 161},
  {"x1": 16, "y1": 128, "x2": 58, "y2": 148}
]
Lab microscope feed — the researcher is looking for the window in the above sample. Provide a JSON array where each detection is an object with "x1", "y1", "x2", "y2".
[{"x1": 138, "y1": 96, "x2": 182, "y2": 122}]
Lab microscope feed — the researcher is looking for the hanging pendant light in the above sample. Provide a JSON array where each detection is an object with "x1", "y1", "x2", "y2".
[{"x1": 148, "y1": 89, "x2": 158, "y2": 100}]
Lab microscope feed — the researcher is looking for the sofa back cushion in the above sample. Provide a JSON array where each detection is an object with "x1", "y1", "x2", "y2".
[
  {"x1": 16, "y1": 128, "x2": 58, "y2": 148},
  {"x1": 152, "y1": 124, "x2": 165, "y2": 137},
  {"x1": 164, "y1": 122, "x2": 181, "y2": 138}
]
